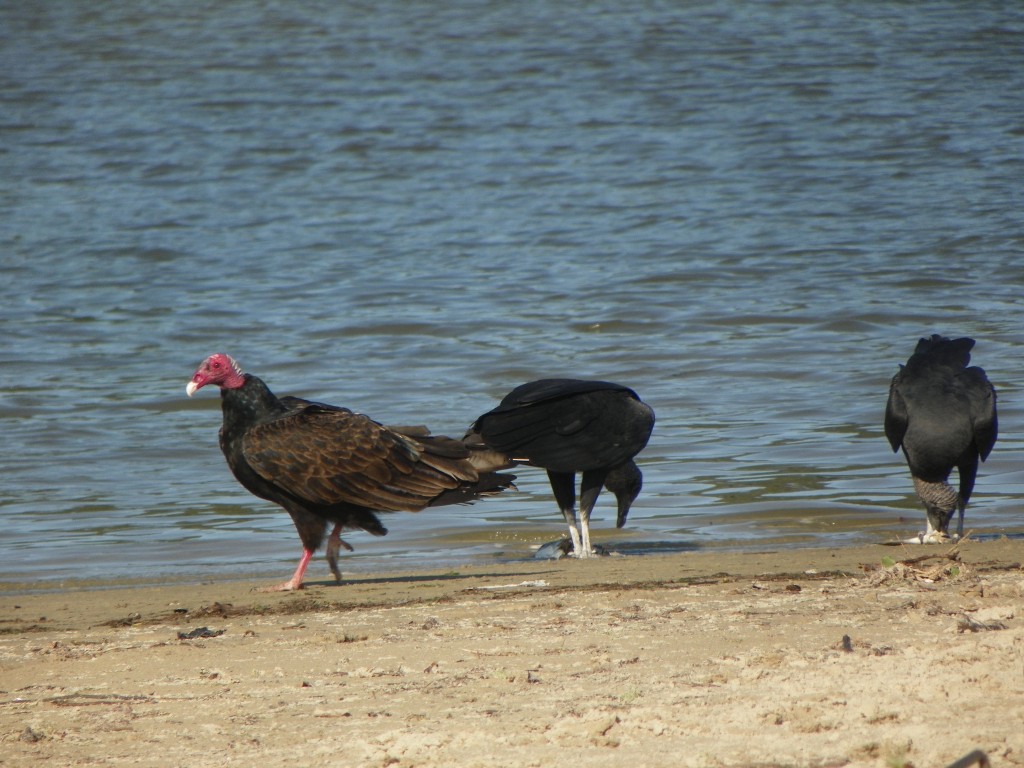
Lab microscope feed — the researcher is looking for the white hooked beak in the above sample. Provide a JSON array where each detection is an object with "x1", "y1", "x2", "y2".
[{"x1": 186, "y1": 380, "x2": 200, "y2": 397}]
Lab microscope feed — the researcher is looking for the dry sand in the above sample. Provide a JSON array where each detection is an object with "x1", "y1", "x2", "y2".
[{"x1": 1, "y1": 539, "x2": 1022, "y2": 768}]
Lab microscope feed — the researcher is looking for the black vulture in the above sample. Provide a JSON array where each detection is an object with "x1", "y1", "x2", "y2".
[
  {"x1": 467, "y1": 378, "x2": 654, "y2": 557},
  {"x1": 884, "y1": 335, "x2": 997, "y2": 542}
]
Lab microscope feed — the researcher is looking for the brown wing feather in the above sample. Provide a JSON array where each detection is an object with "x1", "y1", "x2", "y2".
[{"x1": 242, "y1": 406, "x2": 474, "y2": 511}]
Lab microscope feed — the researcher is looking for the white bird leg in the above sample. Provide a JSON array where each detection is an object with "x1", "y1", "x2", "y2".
[
  {"x1": 548, "y1": 470, "x2": 585, "y2": 557},
  {"x1": 567, "y1": 522, "x2": 583, "y2": 556},
  {"x1": 575, "y1": 469, "x2": 606, "y2": 558},
  {"x1": 578, "y1": 516, "x2": 594, "y2": 558}
]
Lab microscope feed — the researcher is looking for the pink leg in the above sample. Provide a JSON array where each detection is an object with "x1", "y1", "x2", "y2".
[{"x1": 258, "y1": 548, "x2": 313, "y2": 592}]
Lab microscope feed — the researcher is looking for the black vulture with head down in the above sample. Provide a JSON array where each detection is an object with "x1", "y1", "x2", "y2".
[
  {"x1": 884, "y1": 335, "x2": 997, "y2": 543},
  {"x1": 467, "y1": 378, "x2": 654, "y2": 557}
]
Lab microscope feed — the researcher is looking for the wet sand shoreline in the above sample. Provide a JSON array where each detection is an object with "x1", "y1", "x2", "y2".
[{"x1": 2, "y1": 539, "x2": 1022, "y2": 767}]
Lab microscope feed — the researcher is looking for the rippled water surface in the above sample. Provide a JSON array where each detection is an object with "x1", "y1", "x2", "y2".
[{"x1": 2, "y1": 1, "x2": 1023, "y2": 589}]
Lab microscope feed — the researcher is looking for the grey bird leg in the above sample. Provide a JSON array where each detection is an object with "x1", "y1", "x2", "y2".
[
  {"x1": 547, "y1": 471, "x2": 582, "y2": 555},
  {"x1": 956, "y1": 459, "x2": 979, "y2": 541}
]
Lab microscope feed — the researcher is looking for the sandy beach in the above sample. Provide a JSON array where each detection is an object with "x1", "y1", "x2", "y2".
[{"x1": 1, "y1": 538, "x2": 1022, "y2": 768}]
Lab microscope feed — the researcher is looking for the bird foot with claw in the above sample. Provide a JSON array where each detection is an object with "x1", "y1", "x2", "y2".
[{"x1": 534, "y1": 538, "x2": 608, "y2": 560}]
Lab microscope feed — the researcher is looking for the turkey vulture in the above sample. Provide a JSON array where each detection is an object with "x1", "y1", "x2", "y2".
[
  {"x1": 884, "y1": 335, "x2": 998, "y2": 543},
  {"x1": 186, "y1": 353, "x2": 516, "y2": 590},
  {"x1": 466, "y1": 379, "x2": 655, "y2": 557}
]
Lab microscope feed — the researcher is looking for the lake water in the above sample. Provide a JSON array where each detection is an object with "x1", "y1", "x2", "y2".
[{"x1": 2, "y1": 1, "x2": 1022, "y2": 590}]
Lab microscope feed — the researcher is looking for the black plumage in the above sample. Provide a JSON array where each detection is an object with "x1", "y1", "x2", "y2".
[
  {"x1": 187, "y1": 353, "x2": 515, "y2": 590},
  {"x1": 884, "y1": 335, "x2": 998, "y2": 542},
  {"x1": 467, "y1": 378, "x2": 655, "y2": 556}
]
